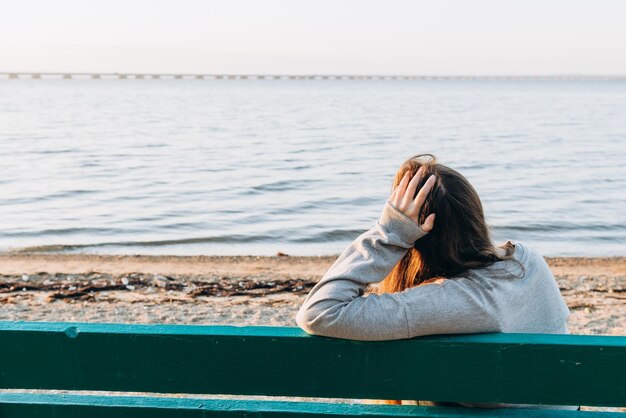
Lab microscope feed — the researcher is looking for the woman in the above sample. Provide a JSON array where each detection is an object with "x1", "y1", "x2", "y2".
[{"x1": 295, "y1": 153, "x2": 576, "y2": 410}]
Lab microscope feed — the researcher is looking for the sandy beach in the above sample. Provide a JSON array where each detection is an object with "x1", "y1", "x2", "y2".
[{"x1": 0, "y1": 253, "x2": 624, "y2": 335}]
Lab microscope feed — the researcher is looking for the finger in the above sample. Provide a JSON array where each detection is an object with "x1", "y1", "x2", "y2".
[
  {"x1": 421, "y1": 213, "x2": 436, "y2": 233},
  {"x1": 394, "y1": 171, "x2": 411, "y2": 204},
  {"x1": 389, "y1": 185, "x2": 399, "y2": 203},
  {"x1": 414, "y1": 174, "x2": 436, "y2": 209},
  {"x1": 402, "y1": 166, "x2": 425, "y2": 207}
]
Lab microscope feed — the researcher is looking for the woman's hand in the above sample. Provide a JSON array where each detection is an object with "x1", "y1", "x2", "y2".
[{"x1": 388, "y1": 166, "x2": 437, "y2": 233}]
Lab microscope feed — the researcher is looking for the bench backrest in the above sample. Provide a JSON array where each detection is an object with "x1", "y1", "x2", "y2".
[{"x1": 0, "y1": 321, "x2": 624, "y2": 416}]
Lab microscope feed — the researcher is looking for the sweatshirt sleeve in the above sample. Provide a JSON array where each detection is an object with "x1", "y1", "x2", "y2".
[{"x1": 295, "y1": 201, "x2": 428, "y2": 341}]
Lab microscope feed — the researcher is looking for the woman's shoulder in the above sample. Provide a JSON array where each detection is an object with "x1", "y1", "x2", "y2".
[
  {"x1": 462, "y1": 240, "x2": 547, "y2": 281},
  {"x1": 506, "y1": 240, "x2": 551, "y2": 270}
]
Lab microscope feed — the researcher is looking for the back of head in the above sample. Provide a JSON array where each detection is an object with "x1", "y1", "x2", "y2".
[{"x1": 376, "y1": 153, "x2": 517, "y2": 294}]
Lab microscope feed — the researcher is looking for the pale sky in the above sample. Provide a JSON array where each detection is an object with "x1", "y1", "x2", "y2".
[{"x1": 1, "y1": 0, "x2": 625, "y2": 75}]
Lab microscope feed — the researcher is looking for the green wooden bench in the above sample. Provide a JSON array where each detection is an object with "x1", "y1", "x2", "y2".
[{"x1": 0, "y1": 321, "x2": 624, "y2": 417}]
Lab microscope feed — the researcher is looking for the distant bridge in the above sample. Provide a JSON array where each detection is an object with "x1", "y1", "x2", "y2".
[{"x1": 1, "y1": 72, "x2": 625, "y2": 81}]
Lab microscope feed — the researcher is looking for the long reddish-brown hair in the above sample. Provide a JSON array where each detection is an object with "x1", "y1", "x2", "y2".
[{"x1": 371, "y1": 153, "x2": 524, "y2": 295}]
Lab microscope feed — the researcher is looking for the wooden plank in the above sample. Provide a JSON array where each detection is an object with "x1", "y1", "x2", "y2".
[
  {"x1": 0, "y1": 321, "x2": 624, "y2": 407},
  {"x1": 0, "y1": 393, "x2": 613, "y2": 417}
]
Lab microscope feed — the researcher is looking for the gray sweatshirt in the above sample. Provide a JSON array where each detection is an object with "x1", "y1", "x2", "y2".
[
  {"x1": 296, "y1": 201, "x2": 570, "y2": 340},
  {"x1": 296, "y1": 201, "x2": 575, "y2": 409}
]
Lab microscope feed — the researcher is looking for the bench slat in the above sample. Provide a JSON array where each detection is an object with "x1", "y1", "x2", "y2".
[
  {"x1": 0, "y1": 321, "x2": 624, "y2": 407},
  {"x1": 0, "y1": 393, "x2": 616, "y2": 417}
]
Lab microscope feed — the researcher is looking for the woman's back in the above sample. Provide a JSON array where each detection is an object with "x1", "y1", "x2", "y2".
[
  {"x1": 417, "y1": 241, "x2": 571, "y2": 335},
  {"x1": 295, "y1": 202, "x2": 570, "y2": 341}
]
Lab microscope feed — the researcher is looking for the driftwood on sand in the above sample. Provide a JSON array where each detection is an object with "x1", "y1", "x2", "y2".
[{"x1": 0, "y1": 273, "x2": 316, "y2": 302}]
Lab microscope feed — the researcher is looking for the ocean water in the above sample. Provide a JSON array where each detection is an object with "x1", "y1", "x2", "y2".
[{"x1": 0, "y1": 79, "x2": 625, "y2": 257}]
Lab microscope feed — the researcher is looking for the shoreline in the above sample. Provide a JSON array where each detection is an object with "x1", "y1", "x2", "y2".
[
  {"x1": 0, "y1": 253, "x2": 624, "y2": 335},
  {"x1": 2, "y1": 252, "x2": 625, "y2": 276}
]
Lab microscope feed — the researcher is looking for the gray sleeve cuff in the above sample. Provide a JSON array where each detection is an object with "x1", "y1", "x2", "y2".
[{"x1": 378, "y1": 201, "x2": 428, "y2": 245}]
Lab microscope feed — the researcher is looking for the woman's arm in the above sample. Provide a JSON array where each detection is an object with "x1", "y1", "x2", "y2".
[
  {"x1": 296, "y1": 167, "x2": 438, "y2": 340},
  {"x1": 295, "y1": 207, "x2": 501, "y2": 340},
  {"x1": 295, "y1": 200, "x2": 428, "y2": 340}
]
